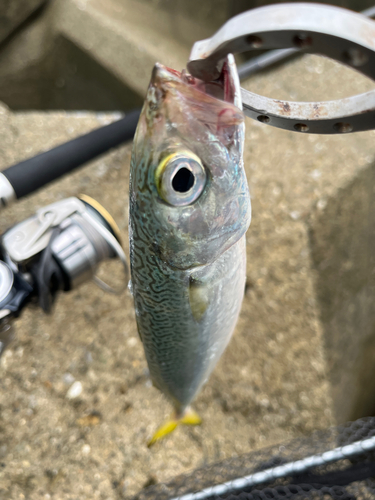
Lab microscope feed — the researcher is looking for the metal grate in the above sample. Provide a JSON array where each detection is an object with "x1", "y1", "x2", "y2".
[{"x1": 134, "y1": 418, "x2": 375, "y2": 500}]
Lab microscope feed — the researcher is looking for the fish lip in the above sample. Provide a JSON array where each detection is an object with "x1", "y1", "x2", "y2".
[
  {"x1": 151, "y1": 54, "x2": 242, "y2": 109},
  {"x1": 221, "y1": 54, "x2": 242, "y2": 109},
  {"x1": 191, "y1": 55, "x2": 242, "y2": 108}
]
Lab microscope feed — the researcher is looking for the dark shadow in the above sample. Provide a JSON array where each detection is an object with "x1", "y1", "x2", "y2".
[
  {"x1": 0, "y1": 35, "x2": 144, "y2": 112},
  {"x1": 308, "y1": 162, "x2": 375, "y2": 421}
]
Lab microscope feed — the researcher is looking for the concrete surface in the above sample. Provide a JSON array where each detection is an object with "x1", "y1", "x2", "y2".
[
  {"x1": 0, "y1": 0, "x2": 46, "y2": 45},
  {"x1": 0, "y1": 0, "x2": 375, "y2": 498},
  {"x1": 0, "y1": 52, "x2": 374, "y2": 499},
  {"x1": 241, "y1": 54, "x2": 375, "y2": 424},
  {"x1": 0, "y1": 0, "x2": 375, "y2": 111},
  {"x1": 0, "y1": 0, "x2": 190, "y2": 110}
]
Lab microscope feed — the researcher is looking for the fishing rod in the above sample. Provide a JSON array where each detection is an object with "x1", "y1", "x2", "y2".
[
  {"x1": 1, "y1": 4, "x2": 375, "y2": 497},
  {"x1": 1, "y1": 2, "x2": 375, "y2": 359},
  {"x1": 0, "y1": 109, "x2": 140, "y2": 209},
  {"x1": 1, "y1": 4, "x2": 374, "y2": 208}
]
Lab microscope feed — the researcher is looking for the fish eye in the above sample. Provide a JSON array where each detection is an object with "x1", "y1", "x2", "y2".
[{"x1": 155, "y1": 151, "x2": 206, "y2": 206}]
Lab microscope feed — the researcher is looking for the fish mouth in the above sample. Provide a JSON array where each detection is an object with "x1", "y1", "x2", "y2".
[
  {"x1": 152, "y1": 54, "x2": 242, "y2": 110},
  {"x1": 190, "y1": 53, "x2": 242, "y2": 110}
]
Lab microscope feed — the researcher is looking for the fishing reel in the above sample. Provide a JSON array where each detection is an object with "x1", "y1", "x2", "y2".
[{"x1": 0, "y1": 196, "x2": 127, "y2": 356}]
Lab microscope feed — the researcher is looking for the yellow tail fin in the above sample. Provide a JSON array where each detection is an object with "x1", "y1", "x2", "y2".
[{"x1": 147, "y1": 408, "x2": 201, "y2": 447}]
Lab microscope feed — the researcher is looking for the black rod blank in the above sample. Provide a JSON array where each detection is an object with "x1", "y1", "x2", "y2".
[
  {"x1": 2, "y1": 109, "x2": 141, "y2": 199},
  {"x1": 3, "y1": 3, "x2": 375, "y2": 201}
]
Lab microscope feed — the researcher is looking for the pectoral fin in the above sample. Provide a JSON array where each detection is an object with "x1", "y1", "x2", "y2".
[{"x1": 189, "y1": 279, "x2": 210, "y2": 322}]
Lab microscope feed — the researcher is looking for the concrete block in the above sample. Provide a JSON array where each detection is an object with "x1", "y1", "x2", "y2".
[
  {"x1": 0, "y1": 0, "x2": 46, "y2": 44},
  {"x1": 0, "y1": 0, "x2": 189, "y2": 110},
  {"x1": 241, "y1": 53, "x2": 375, "y2": 425},
  {"x1": 309, "y1": 162, "x2": 375, "y2": 421},
  {"x1": 0, "y1": 0, "x2": 374, "y2": 497},
  {"x1": 0, "y1": 51, "x2": 375, "y2": 497},
  {"x1": 1, "y1": 0, "x2": 374, "y2": 111}
]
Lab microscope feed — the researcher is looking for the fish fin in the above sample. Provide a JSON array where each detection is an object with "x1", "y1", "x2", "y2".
[
  {"x1": 189, "y1": 279, "x2": 209, "y2": 322},
  {"x1": 147, "y1": 408, "x2": 202, "y2": 447},
  {"x1": 180, "y1": 408, "x2": 202, "y2": 426},
  {"x1": 147, "y1": 420, "x2": 178, "y2": 448}
]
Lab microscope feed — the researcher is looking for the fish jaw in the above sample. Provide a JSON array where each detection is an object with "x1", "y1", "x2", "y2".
[{"x1": 130, "y1": 57, "x2": 251, "y2": 271}]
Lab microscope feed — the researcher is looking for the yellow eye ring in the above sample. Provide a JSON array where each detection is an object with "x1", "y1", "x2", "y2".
[{"x1": 155, "y1": 151, "x2": 206, "y2": 206}]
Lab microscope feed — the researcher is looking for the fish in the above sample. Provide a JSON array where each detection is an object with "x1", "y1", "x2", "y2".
[{"x1": 129, "y1": 54, "x2": 251, "y2": 445}]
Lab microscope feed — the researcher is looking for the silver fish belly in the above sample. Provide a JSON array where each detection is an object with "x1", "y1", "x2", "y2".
[
  {"x1": 130, "y1": 224, "x2": 246, "y2": 413},
  {"x1": 129, "y1": 55, "x2": 251, "y2": 416}
]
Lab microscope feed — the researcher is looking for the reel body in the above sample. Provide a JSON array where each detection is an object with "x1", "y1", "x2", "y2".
[{"x1": 0, "y1": 196, "x2": 127, "y2": 356}]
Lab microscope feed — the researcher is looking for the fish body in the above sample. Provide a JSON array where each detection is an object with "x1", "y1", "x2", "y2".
[{"x1": 129, "y1": 55, "x2": 251, "y2": 419}]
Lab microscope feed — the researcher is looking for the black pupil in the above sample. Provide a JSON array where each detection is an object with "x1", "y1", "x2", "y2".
[{"x1": 172, "y1": 167, "x2": 195, "y2": 192}]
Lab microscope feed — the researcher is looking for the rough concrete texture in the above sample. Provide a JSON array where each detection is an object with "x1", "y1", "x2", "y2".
[
  {"x1": 0, "y1": 51, "x2": 374, "y2": 498},
  {"x1": 0, "y1": 0, "x2": 46, "y2": 45},
  {"x1": 0, "y1": 0, "x2": 190, "y2": 110},
  {"x1": 241, "y1": 55, "x2": 375, "y2": 425},
  {"x1": 130, "y1": 0, "x2": 232, "y2": 46},
  {"x1": 1, "y1": 0, "x2": 373, "y2": 112}
]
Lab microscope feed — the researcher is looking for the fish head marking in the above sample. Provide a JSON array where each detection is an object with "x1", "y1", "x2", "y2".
[{"x1": 130, "y1": 58, "x2": 251, "y2": 270}]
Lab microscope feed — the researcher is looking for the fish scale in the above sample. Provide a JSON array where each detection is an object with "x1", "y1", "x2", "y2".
[
  {"x1": 130, "y1": 215, "x2": 247, "y2": 409},
  {"x1": 129, "y1": 55, "x2": 251, "y2": 440}
]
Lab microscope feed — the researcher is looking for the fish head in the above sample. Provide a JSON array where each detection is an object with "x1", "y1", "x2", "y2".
[{"x1": 130, "y1": 55, "x2": 251, "y2": 270}]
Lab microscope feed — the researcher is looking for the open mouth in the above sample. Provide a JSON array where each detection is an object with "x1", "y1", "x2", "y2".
[
  {"x1": 180, "y1": 54, "x2": 241, "y2": 109},
  {"x1": 150, "y1": 54, "x2": 242, "y2": 114}
]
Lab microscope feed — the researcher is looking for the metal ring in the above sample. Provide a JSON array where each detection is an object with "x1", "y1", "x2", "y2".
[
  {"x1": 240, "y1": 88, "x2": 375, "y2": 135},
  {"x1": 188, "y1": 3, "x2": 375, "y2": 134}
]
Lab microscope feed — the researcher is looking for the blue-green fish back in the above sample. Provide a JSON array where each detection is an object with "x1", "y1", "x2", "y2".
[{"x1": 129, "y1": 56, "x2": 251, "y2": 413}]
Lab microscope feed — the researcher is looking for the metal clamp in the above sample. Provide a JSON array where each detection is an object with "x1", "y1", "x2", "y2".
[{"x1": 188, "y1": 3, "x2": 375, "y2": 134}]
